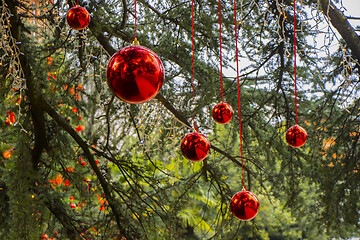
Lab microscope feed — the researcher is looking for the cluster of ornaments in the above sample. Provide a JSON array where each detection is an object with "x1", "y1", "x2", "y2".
[{"x1": 66, "y1": 2, "x2": 308, "y2": 222}]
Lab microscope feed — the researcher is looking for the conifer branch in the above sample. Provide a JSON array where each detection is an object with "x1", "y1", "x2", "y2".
[{"x1": 319, "y1": 0, "x2": 360, "y2": 63}]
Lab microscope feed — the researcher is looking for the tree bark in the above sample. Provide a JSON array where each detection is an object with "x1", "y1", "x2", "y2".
[{"x1": 319, "y1": 0, "x2": 360, "y2": 62}]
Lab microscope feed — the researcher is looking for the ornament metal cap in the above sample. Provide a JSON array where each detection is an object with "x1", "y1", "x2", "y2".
[{"x1": 132, "y1": 37, "x2": 140, "y2": 46}]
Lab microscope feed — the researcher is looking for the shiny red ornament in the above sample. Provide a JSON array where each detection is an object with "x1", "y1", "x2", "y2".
[
  {"x1": 181, "y1": 132, "x2": 210, "y2": 162},
  {"x1": 212, "y1": 102, "x2": 233, "y2": 124},
  {"x1": 107, "y1": 45, "x2": 164, "y2": 104},
  {"x1": 230, "y1": 190, "x2": 259, "y2": 221},
  {"x1": 66, "y1": 5, "x2": 90, "y2": 30},
  {"x1": 286, "y1": 124, "x2": 307, "y2": 148}
]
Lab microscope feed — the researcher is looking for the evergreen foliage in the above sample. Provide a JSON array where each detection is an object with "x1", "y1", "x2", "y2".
[{"x1": 0, "y1": 0, "x2": 359, "y2": 239}]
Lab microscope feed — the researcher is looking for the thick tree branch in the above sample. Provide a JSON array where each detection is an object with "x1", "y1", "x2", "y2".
[
  {"x1": 319, "y1": 0, "x2": 360, "y2": 62},
  {"x1": 6, "y1": 0, "x2": 47, "y2": 169},
  {"x1": 40, "y1": 99, "x2": 139, "y2": 239}
]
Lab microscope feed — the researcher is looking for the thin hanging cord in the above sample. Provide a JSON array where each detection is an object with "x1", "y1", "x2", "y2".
[
  {"x1": 77, "y1": 0, "x2": 79, "y2": 5},
  {"x1": 233, "y1": 0, "x2": 245, "y2": 189},
  {"x1": 135, "y1": 0, "x2": 137, "y2": 39},
  {"x1": 293, "y1": 0, "x2": 298, "y2": 124},
  {"x1": 191, "y1": 0, "x2": 198, "y2": 132},
  {"x1": 218, "y1": 0, "x2": 224, "y2": 102},
  {"x1": 131, "y1": 0, "x2": 138, "y2": 43}
]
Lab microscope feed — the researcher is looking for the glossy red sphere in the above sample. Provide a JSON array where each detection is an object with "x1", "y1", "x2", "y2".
[
  {"x1": 180, "y1": 132, "x2": 210, "y2": 162},
  {"x1": 67, "y1": 5, "x2": 90, "y2": 30},
  {"x1": 107, "y1": 45, "x2": 164, "y2": 104},
  {"x1": 286, "y1": 124, "x2": 307, "y2": 148},
  {"x1": 212, "y1": 102, "x2": 233, "y2": 124},
  {"x1": 230, "y1": 190, "x2": 260, "y2": 221}
]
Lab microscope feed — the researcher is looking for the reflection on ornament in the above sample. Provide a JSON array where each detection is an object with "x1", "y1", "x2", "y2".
[
  {"x1": 230, "y1": 190, "x2": 259, "y2": 221},
  {"x1": 181, "y1": 132, "x2": 210, "y2": 161},
  {"x1": 286, "y1": 124, "x2": 307, "y2": 148},
  {"x1": 67, "y1": 5, "x2": 90, "y2": 30},
  {"x1": 107, "y1": 45, "x2": 164, "y2": 104},
  {"x1": 212, "y1": 102, "x2": 233, "y2": 124}
]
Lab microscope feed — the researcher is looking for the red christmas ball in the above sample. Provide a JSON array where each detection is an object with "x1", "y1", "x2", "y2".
[
  {"x1": 212, "y1": 102, "x2": 233, "y2": 124},
  {"x1": 181, "y1": 132, "x2": 210, "y2": 162},
  {"x1": 107, "y1": 45, "x2": 165, "y2": 104},
  {"x1": 66, "y1": 5, "x2": 90, "y2": 30},
  {"x1": 230, "y1": 190, "x2": 259, "y2": 221},
  {"x1": 286, "y1": 124, "x2": 307, "y2": 148}
]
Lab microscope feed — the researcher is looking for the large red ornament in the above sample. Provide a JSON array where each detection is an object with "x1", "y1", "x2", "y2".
[
  {"x1": 212, "y1": 102, "x2": 233, "y2": 124},
  {"x1": 66, "y1": 5, "x2": 90, "y2": 30},
  {"x1": 181, "y1": 132, "x2": 210, "y2": 162},
  {"x1": 107, "y1": 45, "x2": 164, "y2": 104},
  {"x1": 230, "y1": 190, "x2": 259, "y2": 221},
  {"x1": 286, "y1": 124, "x2": 307, "y2": 148}
]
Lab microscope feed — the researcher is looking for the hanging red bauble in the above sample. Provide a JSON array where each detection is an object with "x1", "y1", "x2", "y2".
[
  {"x1": 212, "y1": 102, "x2": 233, "y2": 124},
  {"x1": 286, "y1": 124, "x2": 307, "y2": 148},
  {"x1": 230, "y1": 190, "x2": 259, "y2": 221},
  {"x1": 181, "y1": 132, "x2": 210, "y2": 162},
  {"x1": 66, "y1": 5, "x2": 90, "y2": 30},
  {"x1": 107, "y1": 45, "x2": 164, "y2": 104}
]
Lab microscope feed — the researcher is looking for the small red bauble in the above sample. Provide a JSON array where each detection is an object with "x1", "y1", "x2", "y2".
[
  {"x1": 212, "y1": 102, "x2": 233, "y2": 124},
  {"x1": 107, "y1": 45, "x2": 164, "y2": 104},
  {"x1": 66, "y1": 5, "x2": 90, "y2": 30},
  {"x1": 286, "y1": 124, "x2": 307, "y2": 148},
  {"x1": 181, "y1": 132, "x2": 210, "y2": 162},
  {"x1": 230, "y1": 190, "x2": 259, "y2": 221}
]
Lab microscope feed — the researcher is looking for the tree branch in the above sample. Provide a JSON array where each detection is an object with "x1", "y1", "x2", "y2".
[
  {"x1": 40, "y1": 99, "x2": 139, "y2": 239},
  {"x1": 319, "y1": 0, "x2": 360, "y2": 62}
]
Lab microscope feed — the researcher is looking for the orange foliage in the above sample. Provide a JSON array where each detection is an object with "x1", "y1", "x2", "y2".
[
  {"x1": 49, "y1": 174, "x2": 64, "y2": 186},
  {"x1": 69, "y1": 87, "x2": 75, "y2": 95},
  {"x1": 65, "y1": 166, "x2": 74, "y2": 172},
  {"x1": 47, "y1": 56, "x2": 53, "y2": 65},
  {"x1": 41, "y1": 234, "x2": 48, "y2": 240},
  {"x1": 76, "y1": 125, "x2": 85, "y2": 131},
  {"x1": 2, "y1": 149, "x2": 13, "y2": 159},
  {"x1": 323, "y1": 137, "x2": 336, "y2": 151},
  {"x1": 72, "y1": 107, "x2": 78, "y2": 113}
]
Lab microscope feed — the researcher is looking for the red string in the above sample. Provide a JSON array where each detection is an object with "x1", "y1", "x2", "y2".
[
  {"x1": 233, "y1": 0, "x2": 245, "y2": 188},
  {"x1": 191, "y1": 0, "x2": 197, "y2": 132},
  {"x1": 135, "y1": 0, "x2": 137, "y2": 39},
  {"x1": 77, "y1": 0, "x2": 79, "y2": 5},
  {"x1": 218, "y1": 0, "x2": 223, "y2": 102},
  {"x1": 293, "y1": 0, "x2": 298, "y2": 124}
]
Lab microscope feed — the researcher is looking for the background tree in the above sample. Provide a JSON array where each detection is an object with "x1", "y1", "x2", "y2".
[{"x1": 0, "y1": 0, "x2": 359, "y2": 239}]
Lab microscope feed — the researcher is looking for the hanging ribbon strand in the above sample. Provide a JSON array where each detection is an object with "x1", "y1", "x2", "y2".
[
  {"x1": 180, "y1": 0, "x2": 210, "y2": 162},
  {"x1": 191, "y1": 0, "x2": 197, "y2": 131},
  {"x1": 229, "y1": 0, "x2": 259, "y2": 221},
  {"x1": 293, "y1": 0, "x2": 298, "y2": 124},
  {"x1": 218, "y1": 0, "x2": 223, "y2": 102},
  {"x1": 131, "y1": 0, "x2": 138, "y2": 44},
  {"x1": 211, "y1": 0, "x2": 234, "y2": 125},
  {"x1": 285, "y1": 0, "x2": 308, "y2": 148},
  {"x1": 233, "y1": 0, "x2": 244, "y2": 189}
]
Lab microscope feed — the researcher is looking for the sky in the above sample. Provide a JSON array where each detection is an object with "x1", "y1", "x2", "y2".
[{"x1": 339, "y1": 1, "x2": 360, "y2": 29}]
